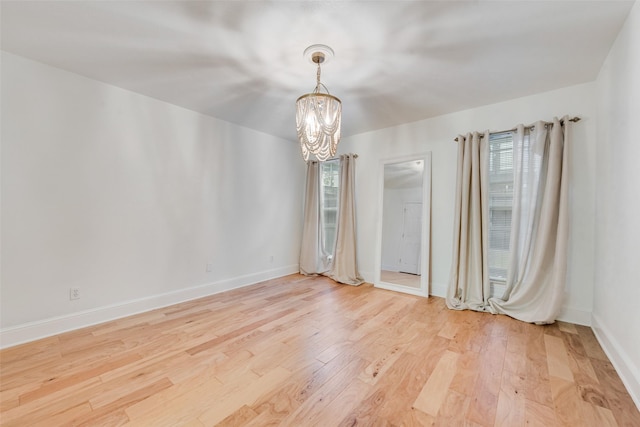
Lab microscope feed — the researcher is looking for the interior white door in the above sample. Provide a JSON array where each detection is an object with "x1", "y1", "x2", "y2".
[{"x1": 399, "y1": 202, "x2": 422, "y2": 274}]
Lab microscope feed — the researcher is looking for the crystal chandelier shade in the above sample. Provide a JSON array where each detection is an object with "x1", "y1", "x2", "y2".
[
  {"x1": 296, "y1": 93, "x2": 341, "y2": 162},
  {"x1": 296, "y1": 45, "x2": 342, "y2": 162}
]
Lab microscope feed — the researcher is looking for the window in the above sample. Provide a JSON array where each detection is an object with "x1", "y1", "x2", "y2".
[
  {"x1": 320, "y1": 160, "x2": 340, "y2": 257},
  {"x1": 488, "y1": 132, "x2": 514, "y2": 282}
]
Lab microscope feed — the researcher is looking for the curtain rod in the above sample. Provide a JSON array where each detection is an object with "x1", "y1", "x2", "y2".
[
  {"x1": 453, "y1": 116, "x2": 581, "y2": 142},
  {"x1": 310, "y1": 154, "x2": 358, "y2": 163}
]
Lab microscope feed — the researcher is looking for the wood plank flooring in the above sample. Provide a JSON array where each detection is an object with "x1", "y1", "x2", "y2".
[{"x1": 1, "y1": 274, "x2": 639, "y2": 426}]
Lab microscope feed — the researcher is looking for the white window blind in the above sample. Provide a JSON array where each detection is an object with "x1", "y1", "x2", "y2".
[
  {"x1": 320, "y1": 160, "x2": 340, "y2": 257},
  {"x1": 488, "y1": 132, "x2": 514, "y2": 282}
]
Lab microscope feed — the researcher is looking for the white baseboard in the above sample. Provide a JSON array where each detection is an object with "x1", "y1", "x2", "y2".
[
  {"x1": 557, "y1": 305, "x2": 591, "y2": 326},
  {"x1": 360, "y1": 270, "x2": 375, "y2": 284},
  {"x1": 430, "y1": 282, "x2": 448, "y2": 298},
  {"x1": 591, "y1": 313, "x2": 640, "y2": 411},
  {"x1": 0, "y1": 264, "x2": 299, "y2": 349}
]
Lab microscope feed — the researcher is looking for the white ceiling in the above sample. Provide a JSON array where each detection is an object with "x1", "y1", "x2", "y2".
[{"x1": 1, "y1": 1, "x2": 634, "y2": 141}]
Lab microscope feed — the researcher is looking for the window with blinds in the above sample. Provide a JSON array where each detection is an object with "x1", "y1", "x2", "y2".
[
  {"x1": 488, "y1": 132, "x2": 514, "y2": 282},
  {"x1": 320, "y1": 160, "x2": 340, "y2": 257}
]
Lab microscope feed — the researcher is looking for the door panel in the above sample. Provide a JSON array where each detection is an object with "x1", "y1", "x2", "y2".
[{"x1": 399, "y1": 202, "x2": 422, "y2": 275}]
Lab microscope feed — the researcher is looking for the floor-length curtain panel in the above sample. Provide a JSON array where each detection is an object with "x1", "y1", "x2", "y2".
[
  {"x1": 300, "y1": 161, "x2": 331, "y2": 275},
  {"x1": 488, "y1": 117, "x2": 571, "y2": 323},
  {"x1": 446, "y1": 131, "x2": 490, "y2": 311},
  {"x1": 327, "y1": 154, "x2": 364, "y2": 285}
]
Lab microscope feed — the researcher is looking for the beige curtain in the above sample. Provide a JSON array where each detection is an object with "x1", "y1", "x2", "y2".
[
  {"x1": 488, "y1": 117, "x2": 571, "y2": 323},
  {"x1": 299, "y1": 161, "x2": 331, "y2": 275},
  {"x1": 447, "y1": 117, "x2": 571, "y2": 324},
  {"x1": 446, "y1": 131, "x2": 491, "y2": 311},
  {"x1": 328, "y1": 154, "x2": 364, "y2": 285}
]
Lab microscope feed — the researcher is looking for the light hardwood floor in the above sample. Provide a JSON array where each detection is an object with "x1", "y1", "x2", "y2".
[{"x1": 1, "y1": 274, "x2": 639, "y2": 426}]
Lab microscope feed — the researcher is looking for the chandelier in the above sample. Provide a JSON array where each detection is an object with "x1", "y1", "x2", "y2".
[{"x1": 296, "y1": 44, "x2": 342, "y2": 162}]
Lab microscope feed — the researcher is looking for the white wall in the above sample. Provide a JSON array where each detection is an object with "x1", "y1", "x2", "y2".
[
  {"x1": 0, "y1": 52, "x2": 305, "y2": 346},
  {"x1": 593, "y1": 0, "x2": 640, "y2": 408},
  {"x1": 339, "y1": 82, "x2": 597, "y2": 326}
]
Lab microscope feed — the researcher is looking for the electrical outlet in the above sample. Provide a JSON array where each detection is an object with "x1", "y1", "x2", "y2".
[
  {"x1": 206, "y1": 263, "x2": 213, "y2": 272},
  {"x1": 70, "y1": 287, "x2": 80, "y2": 300},
  {"x1": 269, "y1": 255, "x2": 274, "y2": 264}
]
